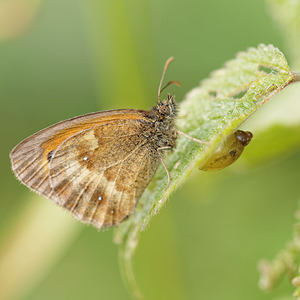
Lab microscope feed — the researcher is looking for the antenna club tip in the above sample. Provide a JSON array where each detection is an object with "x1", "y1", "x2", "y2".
[{"x1": 167, "y1": 56, "x2": 175, "y2": 63}]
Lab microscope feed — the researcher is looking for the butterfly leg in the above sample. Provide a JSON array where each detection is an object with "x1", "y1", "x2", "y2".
[
  {"x1": 177, "y1": 130, "x2": 210, "y2": 145},
  {"x1": 157, "y1": 147, "x2": 172, "y2": 190}
]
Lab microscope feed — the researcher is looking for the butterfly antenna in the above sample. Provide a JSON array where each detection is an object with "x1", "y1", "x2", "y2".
[
  {"x1": 160, "y1": 80, "x2": 181, "y2": 96},
  {"x1": 158, "y1": 57, "x2": 175, "y2": 103}
]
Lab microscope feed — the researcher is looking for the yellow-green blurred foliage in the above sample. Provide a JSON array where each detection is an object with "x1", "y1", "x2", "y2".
[{"x1": 1, "y1": 0, "x2": 300, "y2": 300}]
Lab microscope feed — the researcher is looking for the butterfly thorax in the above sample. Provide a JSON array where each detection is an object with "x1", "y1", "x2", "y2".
[{"x1": 150, "y1": 94, "x2": 178, "y2": 149}]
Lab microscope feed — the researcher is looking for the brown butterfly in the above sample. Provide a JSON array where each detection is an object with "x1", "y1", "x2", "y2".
[{"x1": 10, "y1": 57, "x2": 206, "y2": 229}]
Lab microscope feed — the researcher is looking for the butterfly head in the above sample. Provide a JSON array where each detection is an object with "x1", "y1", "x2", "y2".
[{"x1": 155, "y1": 93, "x2": 177, "y2": 121}]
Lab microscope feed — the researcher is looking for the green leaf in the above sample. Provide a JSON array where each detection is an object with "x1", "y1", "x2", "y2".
[{"x1": 114, "y1": 44, "x2": 298, "y2": 299}]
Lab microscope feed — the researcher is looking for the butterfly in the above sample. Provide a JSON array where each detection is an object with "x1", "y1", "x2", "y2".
[{"x1": 10, "y1": 57, "x2": 207, "y2": 229}]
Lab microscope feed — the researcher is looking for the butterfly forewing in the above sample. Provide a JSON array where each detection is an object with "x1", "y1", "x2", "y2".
[
  {"x1": 10, "y1": 109, "x2": 161, "y2": 229},
  {"x1": 10, "y1": 110, "x2": 135, "y2": 198}
]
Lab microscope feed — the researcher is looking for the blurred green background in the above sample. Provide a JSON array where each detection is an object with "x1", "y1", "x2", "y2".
[{"x1": 1, "y1": 0, "x2": 300, "y2": 299}]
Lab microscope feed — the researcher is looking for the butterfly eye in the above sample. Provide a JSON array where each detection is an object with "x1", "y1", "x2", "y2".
[
  {"x1": 160, "y1": 105, "x2": 170, "y2": 115},
  {"x1": 200, "y1": 130, "x2": 253, "y2": 171}
]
